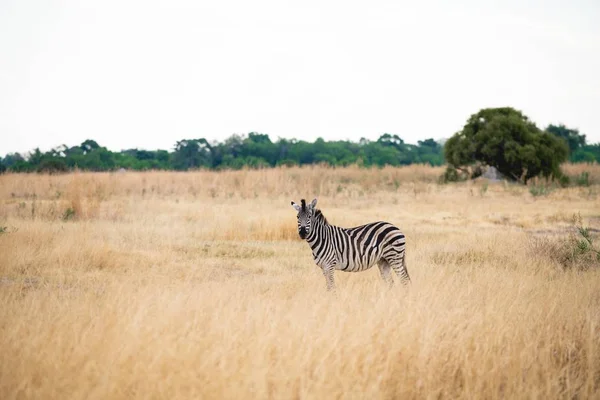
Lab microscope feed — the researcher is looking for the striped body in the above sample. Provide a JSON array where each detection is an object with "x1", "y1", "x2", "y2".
[{"x1": 292, "y1": 198, "x2": 410, "y2": 291}]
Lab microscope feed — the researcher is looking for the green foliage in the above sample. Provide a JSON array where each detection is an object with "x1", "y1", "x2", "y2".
[
  {"x1": 568, "y1": 214, "x2": 600, "y2": 268},
  {"x1": 37, "y1": 158, "x2": 68, "y2": 173},
  {"x1": 1, "y1": 153, "x2": 25, "y2": 167},
  {"x1": 4, "y1": 151, "x2": 35, "y2": 172},
  {"x1": 63, "y1": 207, "x2": 76, "y2": 221},
  {"x1": 81, "y1": 139, "x2": 100, "y2": 151},
  {"x1": 439, "y1": 166, "x2": 467, "y2": 183},
  {"x1": 445, "y1": 107, "x2": 569, "y2": 183},
  {"x1": 546, "y1": 124, "x2": 586, "y2": 154},
  {"x1": 172, "y1": 139, "x2": 213, "y2": 170},
  {"x1": 4, "y1": 117, "x2": 594, "y2": 173},
  {"x1": 571, "y1": 144, "x2": 600, "y2": 163},
  {"x1": 574, "y1": 172, "x2": 590, "y2": 187},
  {"x1": 1, "y1": 134, "x2": 445, "y2": 172},
  {"x1": 277, "y1": 159, "x2": 297, "y2": 167},
  {"x1": 546, "y1": 124, "x2": 600, "y2": 164},
  {"x1": 528, "y1": 182, "x2": 555, "y2": 197},
  {"x1": 558, "y1": 174, "x2": 570, "y2": 188},
  {"x1": 529, "y1": 214, "x2": 600, "y2": 271}
]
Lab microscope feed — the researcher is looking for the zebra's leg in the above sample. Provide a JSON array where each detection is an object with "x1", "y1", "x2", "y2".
[
  {"x1": 322, "y1": 264, "x2": 336, "y2": 292},
  {"x1": 377, "y1": 259, "x2": 394, "y2": 289},
  {"x1": 389, "y1": 251, "x2": 411, "y2": 285}
]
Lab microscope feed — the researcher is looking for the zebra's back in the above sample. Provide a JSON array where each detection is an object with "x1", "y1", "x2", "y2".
[{"x1": 335, "y1": 221, "x2": 406, "y2": 272}]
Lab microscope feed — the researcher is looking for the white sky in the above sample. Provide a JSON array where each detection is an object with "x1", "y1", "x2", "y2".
[{"x1": 1, "y1": 0, "x2": 599, "y2": 155}]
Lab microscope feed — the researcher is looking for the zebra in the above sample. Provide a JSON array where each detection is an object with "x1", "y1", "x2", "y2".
[{"x1": 291, "y1": 198, "x2": 411, "y2": 291}]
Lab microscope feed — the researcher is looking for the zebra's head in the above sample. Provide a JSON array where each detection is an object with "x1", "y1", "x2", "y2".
[{"x1": 291, "y1": 198, "x2": 318, "y2": 239}]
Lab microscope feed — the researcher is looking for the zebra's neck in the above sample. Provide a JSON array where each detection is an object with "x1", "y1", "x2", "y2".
[{"x1": 306, "y1": 209, "x2": 330, "y2": 243}]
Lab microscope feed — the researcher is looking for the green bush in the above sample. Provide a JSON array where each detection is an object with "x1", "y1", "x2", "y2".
[
  {"x1": 529, "y1": 183, "x2": 554, "y2": 197},
  {"x1": 62, "y1": 207, "x2": 76, "y2": 221},
  {"x1": 439, "y1": 166, "x2": 468, "y2": 183},
  {"x1": 574, "y1": 172, "x2": 590, "y2": 187},
  {"x1": 529, "y1": 214, "x2": 600, "y2": 270}
]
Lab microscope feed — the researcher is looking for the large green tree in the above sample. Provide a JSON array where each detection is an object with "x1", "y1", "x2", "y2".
[{"x1": 444, "y1": 107, "x2": 569, "y2": 183}]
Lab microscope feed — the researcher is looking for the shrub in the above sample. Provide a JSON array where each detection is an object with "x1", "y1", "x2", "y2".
[
  {"x1": 439, "y1": 166, "x2": 468, "y2": 183},
  {"x1": 529, "y1": 214, "x2": 600, "y2": 270},
  {"x1": 528, "y1": 181, "x2": 555, "y2": 197},
  {"x1": 62, "y1": 207, "x2": 76, "y2": 221},
  {"x1": 574, "y1": 172, "x2": 590, "y2": 187}
]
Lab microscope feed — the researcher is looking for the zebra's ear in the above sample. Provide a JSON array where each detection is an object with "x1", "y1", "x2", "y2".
[
  {"x1": 291, "y1": 201, "x2": 301, "y2": 212},
  {"x1": 310, "y1": 198, "x2": 318, "y2": 209}
]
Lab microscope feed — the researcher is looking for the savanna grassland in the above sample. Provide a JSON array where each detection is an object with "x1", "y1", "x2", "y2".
[{"x1": 1, "y1": 164, "x2": 600, "y2": 399}]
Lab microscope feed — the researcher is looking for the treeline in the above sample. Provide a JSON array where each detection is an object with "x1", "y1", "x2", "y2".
[
  {"x1": 0, "y1": 133, "x2": 445, "y2": 172},
  {"x1": 1, "y1": 126, "x2": 598, "y2": 174}
]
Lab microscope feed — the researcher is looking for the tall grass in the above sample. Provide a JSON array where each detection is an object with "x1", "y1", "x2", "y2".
[
  {"x1": 1, "y1": 165, "x2": 599, "y2": 399},
  {"x1": 0, "y1": 164, "x2": 445, "y2": 201},
  {"x1": 562, "y1": 162, "x2": 600, "y2": 185}
]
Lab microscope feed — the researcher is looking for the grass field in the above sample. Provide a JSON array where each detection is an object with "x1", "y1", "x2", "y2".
[{"x1": 1, "y1": 164, "x2": 600, "y2": 399}]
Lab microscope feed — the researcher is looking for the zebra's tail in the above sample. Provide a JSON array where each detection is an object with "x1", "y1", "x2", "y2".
[{"x1": 397, "y1": 251, "x2": 411, "y2": 285}]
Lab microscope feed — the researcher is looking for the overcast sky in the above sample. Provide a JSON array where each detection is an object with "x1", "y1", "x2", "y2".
[{"x1": 1, "y1": 0, "x2": 599, "y2": 155}]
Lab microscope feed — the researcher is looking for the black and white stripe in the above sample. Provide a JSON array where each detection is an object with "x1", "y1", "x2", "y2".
[{"x1": 291, "y1": 198, "x2": 410, "y2": 291}]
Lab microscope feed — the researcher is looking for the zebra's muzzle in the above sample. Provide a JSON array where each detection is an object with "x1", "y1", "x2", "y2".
[{"x1": 299, "y1": 228, "x2": 307, "y2": 239}]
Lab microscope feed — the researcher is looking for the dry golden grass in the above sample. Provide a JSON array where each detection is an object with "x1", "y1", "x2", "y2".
[{"x1": 1, "y1": 164, "x2": 600, "y2": 399}]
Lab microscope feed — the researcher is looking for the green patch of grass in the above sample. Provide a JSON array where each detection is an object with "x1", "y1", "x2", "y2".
[
  {"x1": 529, "y1": 183, "x2": 555, "y2": 197},
  {"x1": 62, "y1": 207, "x2": 76, "y2": 221}
]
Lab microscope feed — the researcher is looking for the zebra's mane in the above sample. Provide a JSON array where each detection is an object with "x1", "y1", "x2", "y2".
[{"x1": 314, "y1": 209, "x2": 328, "y2": 224}]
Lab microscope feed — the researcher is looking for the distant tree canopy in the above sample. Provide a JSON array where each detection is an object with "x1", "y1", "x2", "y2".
[
  {"x1": 546, "y1": 124, "x2": 586, "y2": 154},
  {"x1": 0, "y1": 133, "x2": 445, "y2": 173},
  {"x1": 1, "y1": 112, "x2": 597, "y2": 175},
  {"x1": 544, "y1": 123, "x2": 600, "y2": 164},
  {"x1": 570, "y1": 144, "x2": 600, "y2": 164},
  {"x1": 444, "y1": 107, "x2": 570, "y2": 183}
]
